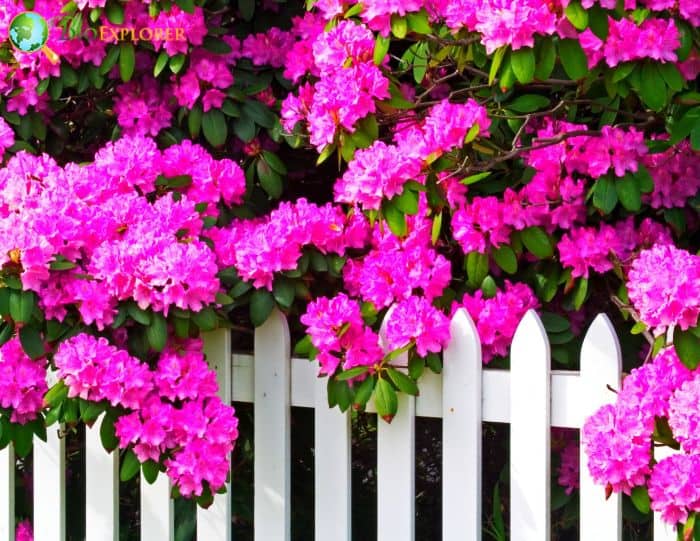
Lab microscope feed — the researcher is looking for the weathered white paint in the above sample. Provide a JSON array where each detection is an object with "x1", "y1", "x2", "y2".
[
  {"x1": 33, "y1": 426, "x2": 65, "y2": 541},
  {"x1": 140, "y1": 470, "x2": 174, "y2": 541}
]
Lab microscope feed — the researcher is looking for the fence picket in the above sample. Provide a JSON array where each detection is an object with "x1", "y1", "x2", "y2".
[
  {"x1": 254, "y1": 308, "x2": 291, "y2": 541},
  {"x1": 442, "y1": 308, "x2": 482, "y2": 541},
  {"x1": 1, "y1": 446, "x2": 14, "y2": 541},
  {"x1": 197, "y1": 329, "x2": 233, "y2": 541},
  {"x1": 580, "y1": 314, "x2": 622, "y2": 541},
  {"x1": 314, "y1": 377, "x2": 351, "y2": 541},
  {"x1": 510, "y1": 309, "x2": 550, "y2": 541},
  {"x1": 377, "y1": 307, "x2": 415, "y2": 541},
  {"x1": 85, "y1": 419, "x2": 119, "y2": 541},
  {"x1": 33, "y1": 427, "x2": 65, "y2": 541},
  {"x1": 141, "y1": 471, "x2": 174, "y2": 541}
]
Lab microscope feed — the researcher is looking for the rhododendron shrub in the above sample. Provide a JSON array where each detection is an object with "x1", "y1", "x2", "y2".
[{"x1": 0, "y1": 0, "x2": 698, "y2": 534}]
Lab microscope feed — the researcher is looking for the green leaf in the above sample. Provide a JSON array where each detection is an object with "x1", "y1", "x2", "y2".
[
  {"x1": 481, "y1": 275, "x2": 498, "y2": 299},
  {"x1": 593, "y1": 176, "x2": 618, "y2": 214},
  {"x1": 154, "y1": 51, "x2": 169, "y2": 77},
  {"x1": 352, "y1": 375, "x2": 376, "y2": 410},
  {"x1": 511, "y1": 47, "x2": 536, "y2": 84},
  {"x1": 616, "y1": 174, "x2": 641, "y2": 212},
  {"x1": 466, "y1": 251, "x2": 489, "y2": 288},
  {"x1": 394, "y1": 188, "x2": 419, "y2": 215},
  {"x1": 272, "y1": 278, "x2": 295, "y2": 309},
  {"x1": 250, "y1": 289, "x2": 275, "y2": 327},
  {"x1": 44, "y1": 381, "x2": 69, "y2": 408},
  {"x1": 492, "y1": 245, "x2": 517, "y2": 274},
  {"x1": 489, "y1": 46, "x2": 507, "y2": 85},
  {"x1": 9, "y1": 290, "x2": 36, "y2": 324},
  {"x1": 175, "y1": 0, "x2": 194, "y2": 12},
  {"x1": 631, "y1": 486, "x2": 651, "y2": 515},
  {"x1": 202, "y1": 109, "x2": 228, "y2": 148},
  {"x1": 100, "y1": 412, "x2": 119, "y2": 451},
  {"x1": 146, "y1": 313, "x2": 168, "y2": 352},
  {"x1": 385, "y1": 367, "x2": 419, "y2": 396},
  {"x1": 192, "y1": 307, "x2": 218, "y2": 331},
  {"x1": 169, "y1": 54, "x2": 186, "y2": 74},
  {"x1": 534, "y1": 39, "x2": 556, "y2": 81},
  {"x1": 294, "y1": 335, "x2": 312, "y2": 356},
  {"x1": 262, "y1": 151, "x2": 287, "y2": 175},
  {"x1": 120, "y1": 450, "x2": 141, "y2": 482},
  {"x1": 336, "y1": 366, "x2": 369, "y2": 381},
  {"x1": 675, "y1": 327, "x2": 700, "y2": 370},
  {"x1": 374, "y1": 35, "x2": 391, "y2": 65},
  {"x1": 558, "y1": 39, "x2": 588, "y2": 80},
  {"x1": 0, "y1": 322, "x2": 14, "y2": 347},
  {"x1": 49, "y1": 258, "x2": 76, "y2": 270},
  {"x1": 406, "y1": 10, "x2": 431, "y2": 34},
  {"x1": 375, "y1": 378, "x2": 399, "y2": 423},
  {"x1": 572, "y1": 278, "x2": 589, "y2": 310},
  {"x1": 13, "y1": 424, "x2": 34, "y2": 458},
  {"x1": 634, "y1": 163, "x2": 655, "y2": 193},
  {"x1": 119, "y1": 43, "x2": 135, "y2": 83},
  {"x1": 390, "y1": 15, "x2": 408, "y2": 39},
  {"x1": 508, "y1": 94, "x2": 550, "y2": 113},
  {"x1": 256, "y1": 159, "x2": 283, "y2": 199},
  {"x1": 238, "y1": 0, "x2": 255, "y2": 20},
  {"x1": 658, "y1": 62, "x2": 684, "y2": 92},
  {"x1": 99, "y1": 45, "x2": 120, "y2": 75},
  {"x1": 431, "y1": 211, "x2": 442, "y2": 245},
  {"x1": 127, "y1": 303, "x2": 151, "y2": 325},
  {"x1": 242, "y1": 101, "x2": 276, "y2": 129},
  {"x1": 105, "y1": 0, "x2": 124, "y2": 24},
  {"x1": 540, "y1": 312, "x2": 570, "y2": 333},
  {"x1": 233, "y1": 116, "x2": 256, "y2": 142},
  {"x1": 80, "y1": 401, "x2": 105, "y2": 425},
  {"x1": 142, "y1": 460, "x2": 160, "y2": 484},
  {"x1": 460, "y1": 172, "x2": 491, "y2": 185},
  {"x1": 520, "y1": 227, "x2": 553, "y2": 259},
  {"x1": 639, "y1": 62, "x2": 666, "y2": 111},
  {"x1": 383, "y1": 204, "x2": 408, "y2": 237},
  {"x1": 564, "y1": 0, "x2": 589, "y2": 30},
  {"x1": 19, "y1": 326, "x2": 44, "y2": 359}
]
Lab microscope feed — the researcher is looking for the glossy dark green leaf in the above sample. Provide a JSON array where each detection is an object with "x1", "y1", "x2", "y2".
[
  {"x1": 466, "y1": 251, "x2": 489, "y2": 287},
  {"x1": 250, "y1": 289, "x2": 275, "y2": 327},
  {"x1": 120, "y1": 450, "x2": 141, "y2": 482},
  {"x1": 272, "y1": 278, "x2": 295, "y2": 309},
  {"x1": 511, "y1": 47, "x2": 536, "y2": 84},
  {"x1": 352, "y1": 375, "x2": 376, "y2": 410},
  {"x1": 192, "y1": 307, "x2": 218, "y2": 331},
  {"x1": 558, "y1": 39, "x2": 588, "y2": 80},
  {"x1": 146, "y1": 313, "x2": 168, "y2": 352},
  {"x1": 616, "y1": 174, "x2": 641, "y2": 212},
  {"x1": 19, "y1": 326, "x2": 44, "y2": 359},
  {"x1": 593, "y1": 176, "x2": 618, "y2": 214},
  {"x1": 375, "y1": 377, "x2": 399, "y2": 423},
  {"x1": 521, "y1": 227, "x2": 553, "y2": 259},
  {"x1": 202, "y1": 109, "x2": 228, "y2": 147},
  {"x1": 492, "y1": 245, "x2": 518, "y2": 274},
  {"x1": 119, "y1": 43, "x2": 135, "y2": 83},
  {"x1": 675, "y1": 327, "x2": 700, "y2": 370},
  {"x1": 564, "y1": 0, "x2": 588, "y2": 30},
  {"x1": 639, "y1": 62, "x2": 666, "y2": 111},
  {"x1": 386, "y1": 367, "x2": 419, "y2": 396}
]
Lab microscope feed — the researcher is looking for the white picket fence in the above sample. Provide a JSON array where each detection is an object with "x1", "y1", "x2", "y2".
[{"x1": 0, "y1": 308, "x2": 678, "y2": 541}]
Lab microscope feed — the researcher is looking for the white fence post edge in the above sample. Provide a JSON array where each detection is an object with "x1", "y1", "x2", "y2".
[
  {"x1": 510, "y1": 310, "x2": 551, "y2": 541},
  {"x1": 85, "y1": 418, "x2": 119, "y2": 541},
  {"x1": 377, "y1": 306, "x2": 416, "y2": 541},
  {"x1": 33, "y1": 426, "x2": 66, "y2": 541},
  {"x1": 442, "y1": 308, "x2": 482, "y2": 541},
  {"x1": 314, "y1": 376, "x2": 351, "y2": 541},
  {"x1": 197, "y1": 328, "x2": 233, "y2": 541},
  {"x1": 580, "y1": 314, "x2": 622, "y2": 541},
  {"x1": 1, "y1": 445, "x2": 14, "y2": 541},
  {"x1": 254, "y1": 308, "x2": 291, "y2": 541}
]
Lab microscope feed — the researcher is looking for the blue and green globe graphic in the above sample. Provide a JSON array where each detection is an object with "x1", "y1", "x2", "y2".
[{"x1": 9, "y1": 11, "x2": 49, "y2": 53}]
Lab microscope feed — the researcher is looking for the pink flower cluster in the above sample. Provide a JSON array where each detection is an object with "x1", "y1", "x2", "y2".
[
  {"x1": 384, "y1": 296, "x2": 451, "y2": 356},
  {"x1": 648, "y1": 455, "x2": 700, "y2": 525},
  {"x1": 172, "y1": 47, "x2": 238, "y2": 112},
  {"x1": 581, "y1": 0, "x2": 699, "y2": 26},
  {"x1": 583, "y1": 347, "x2": 692, "y2": 495},
  {"x1": 207, "y1": 199, "x2": 369, "y2": 290},
  {"x1": 557, "y1": 218, "x2": 671, "y2": 279},
  {"x1": 0, "y1": 118, "x2": 14, "y2": 159},
  {"x1": 335, "y1": 99, "x2": 489, "y2": 210},
  {"x1": 432, "y1": 0, "x2": 558, "y2": 54},
  {"x1": 54, "y1": 333, "x2": 237, "y2": 497},
  {"x1": 644, "y1": 140, "x2": 700, "y2": 209},
  {"x1": 301, "y1": 293, "x2": 384, "y2": 375},
  {"x1": 0, "y1": 136, "x2": 245, "y2": 328},
  {"x1": 344, "y1": 201, "x2": 451, "y2": 307},
  {"x1": 627, "y1": 244, "x2": 700, "y2": 333},
  {"x1": 281, "y1": 20, "x2": 389, "y2": 151},
  {"x1": 15, "y1": 520, "x2": 32, "y2": 541},
  {"x1": 454, "y1": 281, "x2": 540, "y2": 363},
  {"x1": 579, "y1": 17, "x2": 680, "y2": 68},
  {"x1": 558, "y1": 438, "x2": 580, "y2": 495},
  {"x1": 0, "y1": 338, "x2": 47, "y2": 424}
]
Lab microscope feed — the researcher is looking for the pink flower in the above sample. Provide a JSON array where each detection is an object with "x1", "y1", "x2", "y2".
[
  {"x1": 0, "y1": 338, "x2": 47, "y2": 424},
  {"x1": 627, "y1": 244, "x2": 700, "y2": 332},
  {"x1": 15, "y1": 520, "x2": 33, "y2": 541},
  {"x1": 385, "y1": 296, "x2": 451, "y2": 356},
  {"x1": 649, "y1": 454, "x2": 700, "y2": 525}
]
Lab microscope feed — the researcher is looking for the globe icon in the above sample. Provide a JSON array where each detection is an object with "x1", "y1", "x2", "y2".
[{"x1": 9, "y1": 11, "x2": 49, "y2": 53}]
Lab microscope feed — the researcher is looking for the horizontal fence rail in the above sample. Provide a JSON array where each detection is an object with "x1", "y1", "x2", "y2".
[{"x1": 0, "y1": 309, "x2": 675, "y2": 541}]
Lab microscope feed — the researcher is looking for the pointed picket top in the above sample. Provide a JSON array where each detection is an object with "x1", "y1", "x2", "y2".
[
  {"x1": 510, "y1": 308, "x2": 550, "y2": 541},
  {"x1": 580, "y1": 313, "x2": 622, "y2": 541},
  {"x1": 442, "y1": 307, "x2": 482, "y2": 541}
]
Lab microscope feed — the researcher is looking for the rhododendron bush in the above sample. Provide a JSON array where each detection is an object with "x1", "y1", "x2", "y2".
[{"x1": 0, "y1": 0, "x2": 698, "y2": 534}]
